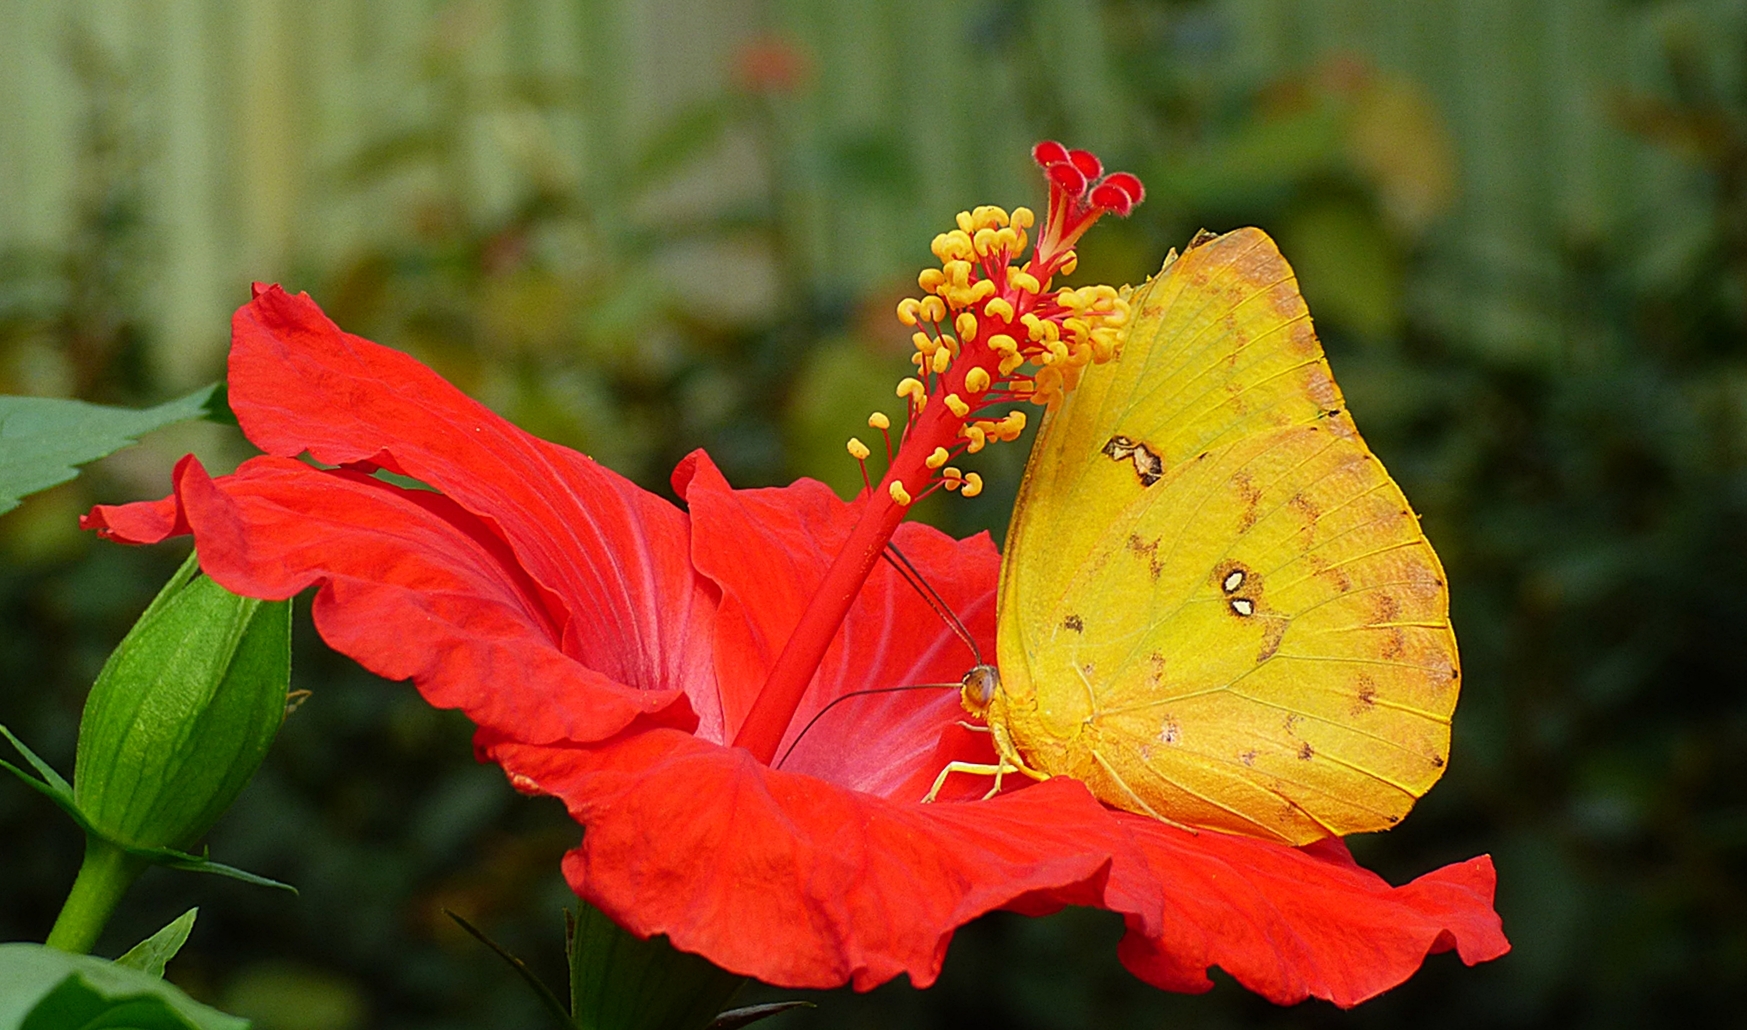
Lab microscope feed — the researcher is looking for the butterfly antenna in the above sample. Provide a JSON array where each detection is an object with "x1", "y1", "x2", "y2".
[
  {"x1": 774, "y1": 683, "x2": 958, "y2": 769},
  {"x1": 882, "y1": 542, "x2": 984, "y2": 666}
]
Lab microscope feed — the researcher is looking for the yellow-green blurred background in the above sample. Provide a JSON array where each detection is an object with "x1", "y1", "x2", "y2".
[{"x1": 4, "y1": 1, "x2": 1746, "y2": 1027}]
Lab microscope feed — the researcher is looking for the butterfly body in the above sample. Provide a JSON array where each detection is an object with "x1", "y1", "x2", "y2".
[{"x1": 973, "y1": 228, "x2": 1458, "y2": 846}]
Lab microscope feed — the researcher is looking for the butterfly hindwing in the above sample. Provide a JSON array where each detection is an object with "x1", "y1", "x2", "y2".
[{"x1": 996, "y1": 229, "x2": 1457, "y2": 844}]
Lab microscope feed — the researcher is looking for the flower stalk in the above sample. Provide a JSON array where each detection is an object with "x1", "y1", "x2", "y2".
[{"x1": 44, "y1": 838, "x2": 148, "y2": 954}]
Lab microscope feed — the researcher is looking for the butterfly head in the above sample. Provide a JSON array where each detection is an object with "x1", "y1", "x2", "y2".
[{"x1": 959, "y1": 663, "x2": 1002, "y2": 718}]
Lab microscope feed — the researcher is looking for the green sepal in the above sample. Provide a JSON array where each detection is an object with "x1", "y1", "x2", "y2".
[
  {"x1": 445, "y1": 910, "x2": 575, "y2": 1029},
  {"x1": 1, "y1": 725, "x2": 293, "y2": 893},
  {"x1": 705, "y1": 1002, "x2": 815, "y2": 1029},
  {"x1": 1, "y1": 724, "x2": 85, "y2": 820},
  {"x1": 0, "y1": 944, "x2": 247, "y2": 1030},
  {"x1": 115, "y1": 909, "x2": 198, "y2": 978},
  {"x1": 75, "y1": 553, "x2": 291, "y2": 852},
  {"x1": 567, "y1": 902, "x2": 746, "y2": 1030}
]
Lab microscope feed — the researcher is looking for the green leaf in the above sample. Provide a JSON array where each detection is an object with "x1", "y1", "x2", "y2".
[
  {"x1": 568, "y1": 902, "x2": 744, "y2": 1030},
  {"x1": 0, "y1": 386, "x2": 219, "y2": 515},
  {"x1": 114, "y1": 910, "x2": 198, "y2": 978},
  {"x1": 0, "y1": 944, "x2": 248, "y2": 1030}
]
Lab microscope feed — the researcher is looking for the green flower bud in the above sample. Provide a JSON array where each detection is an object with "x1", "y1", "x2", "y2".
[{"x1": 72, "y1": 553, "x2": 291, "y2": 851}]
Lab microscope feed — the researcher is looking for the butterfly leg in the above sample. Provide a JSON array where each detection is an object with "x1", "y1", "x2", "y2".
[
  {"x1": 979, "y1": 761, "x2": 1013, "y2": 801},
  {"x1": 956, "y1": 721, "x2": 992, "y2": 733},
  {"x1": 922, "y1": 761, "x2": 1008, "y2": 804}
]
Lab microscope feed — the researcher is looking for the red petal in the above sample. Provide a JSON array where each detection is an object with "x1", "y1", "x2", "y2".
[
  {"x1": 90, "y1": 455, "x2": 698, "y2": 742},
  {"x1": 486, "y1": 725, "x2": 1506, "y2": 1001},
  {"x1": 676, "y1": 454, "x2": 998, "y2": 793},
  {"x1": 228, "y1": 286, "x2": 710, "y2": 702},
  {"x1": 1066, "y1": 148, "x2": 1103, "y2": 181},
  {"x1": 1112, "y1": 816, "x2": 1510, "y2": 1006},
  {"x1": 1031, "y1": 140, "x2": 1069, "y2": 167},
  {"x1": 488, "y1": 731, "x2": 1162, "y2": 991}
]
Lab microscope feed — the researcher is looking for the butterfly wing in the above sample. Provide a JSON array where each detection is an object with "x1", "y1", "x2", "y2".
[{"x1": 996, "y1": 228, "x2": 1457, "y2": 845}]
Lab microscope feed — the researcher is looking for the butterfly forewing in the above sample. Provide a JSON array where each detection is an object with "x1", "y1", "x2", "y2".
[{"x1": 996, "y1": 229, "x2": 1458, "y2": 844}]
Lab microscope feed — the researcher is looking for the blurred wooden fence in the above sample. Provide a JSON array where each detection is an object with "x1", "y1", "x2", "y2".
[{"x1": 0, "y1": 0, "x2": 1732, "y2": 386}]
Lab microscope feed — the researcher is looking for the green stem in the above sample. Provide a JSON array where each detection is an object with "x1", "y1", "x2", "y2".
[{"x1": 46, "y1": 835, "x2": 147, "y2": 953}]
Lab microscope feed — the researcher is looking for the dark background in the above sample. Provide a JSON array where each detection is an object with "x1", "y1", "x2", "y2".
[{"x1": 2, "y1": 1, "x2": 1744, "y2": 1027}]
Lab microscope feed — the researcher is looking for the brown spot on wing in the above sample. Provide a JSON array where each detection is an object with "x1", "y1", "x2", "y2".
[
  {"x1": 1256, "y1": 618, "x2": 1287, "y2": 662},
  {"x1": 1231, "y1": 471, "x2": 1262, "y2": 532},
  {"x1": 1354, "y1": 677, "x2": 1379, "y2": 715},
  {"x1": 1128, "y1": 534, "x2": 1164, "y2": 580},
  {"x1": 1102, "y1": 435, "x2": 1164, "y2": 487},
  {"x1": 1062, "y1": 614, "x2": 1084, "y2": 633},
  {"x1": 1147, "y1": 652, "x2": 1167, "y2": 684},
  {"x1": 1298, "y1": 742, "x2": 1315, "y2": 760}
]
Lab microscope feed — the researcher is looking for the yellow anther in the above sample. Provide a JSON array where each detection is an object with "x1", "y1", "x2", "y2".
[
  {"x1": 890, "y1": 480, "x2": 913, "y2": 506},
  {"x1": 984, "y1": 297, "x2": 1015, "y2": 322},
  {"x1": 1000, "y1": 410, "x2": 1028, "y2": 439},
  {"x1": 973, "y1": 227, "x2": 998, "y2": 256},
  {"x1": 998, "y1": 352, "x2": 1026, "y2": 376},
  {"x1": 940, "y1": 334, "x2": 959, "y2": 356},
  {"x1": 911, "y1": 353, "x2": 927, "y2": 371},
  {"x1": 944, "y1": 393, "x2": 971, "y2": 418},
  {"x1": 955, "y1": 311, "x2": 978, "y2": 341},
  {"x1": 961, "y1": 424, "x2": 987, "y2": 452},
  {"x1": 961, "y1": 472, "x2": 984, "y2": 498},
  {"x1": 1048, "y1": 339, "x2": 1071, "y2": 364},
  {"x1": 945, "y1": 260, "x2": 973, "y2": 288},
  {"x1": 955, "y1": 210, "x2": 974, "y2": 233},
  {"x1": 919, "y1": 296, "x2": 947, "y2": 323},
  {"x1": 918, "y1": 268, "x2": 946, "y2": 293},
  {"x1": 897, "y1": 377, "x2": 926, "y2": 403},
  {"x1": 913, "y1": 331, "x2": 939, "y2": 355},
  {"x1": 931, "y1": 347, "x2": 952, "y2": 374},
  {"x1": 1020, "y1": 314, "x2": 1044, "y2": 341},
  {"x1": 1011, "y1": 207, "x2": 1035, "y2": 229},
  {"x1": 925, "y1": 446, "x2": 950, "y2": 469},
  {"x1": 1009, "y1": 269, "x2": 1041, "y2": 294},
  {"x1": 969, "y1": 279, "x2": 997, "y2": 303},
  {"x1": 1031, "y1": 366, "x2": 1064, "y2": 406},
  {"x1": 1059, "y1": 251, "x2": 1078, "y2": 275},
  {"x1": 868, "y1": 412, "x2": 891, "y2": 430},
  {"x1": 897, "y1": 298, "x2": 922, "y2": 326},
  {"x1": 847, "y1": 437, "x2": 871, "y2": 461},
  {"x1": 988, "y1": 333, "x2": 1018, "y2": 355},
  {"x1": 964, "y1": 366, "x2": 992, "y2": 394}
]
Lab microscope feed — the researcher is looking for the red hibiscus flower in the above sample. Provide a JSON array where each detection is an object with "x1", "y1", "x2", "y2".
[{"x1": 84, "y1": 145, "x2": 1507, "y2": 1007}]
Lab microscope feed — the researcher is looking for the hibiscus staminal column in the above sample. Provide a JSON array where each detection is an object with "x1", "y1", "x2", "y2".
[{"x1": 733, "y1": 142, "x2": 1145, "y2": 763}]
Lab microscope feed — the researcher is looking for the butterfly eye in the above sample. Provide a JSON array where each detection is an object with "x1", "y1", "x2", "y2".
[{"x1": 961, "y1": 664, "x2": 1000, "y2": 708}]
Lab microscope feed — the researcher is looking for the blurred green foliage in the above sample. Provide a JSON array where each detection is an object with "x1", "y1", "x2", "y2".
[{"x1": 3, "y1": 1, "x2": 1746, "y2": 1028}]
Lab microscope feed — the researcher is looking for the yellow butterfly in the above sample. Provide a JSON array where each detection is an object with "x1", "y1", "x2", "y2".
[{"x1": 932, "y1": 228, "x2": 1458, "y2": 846}]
